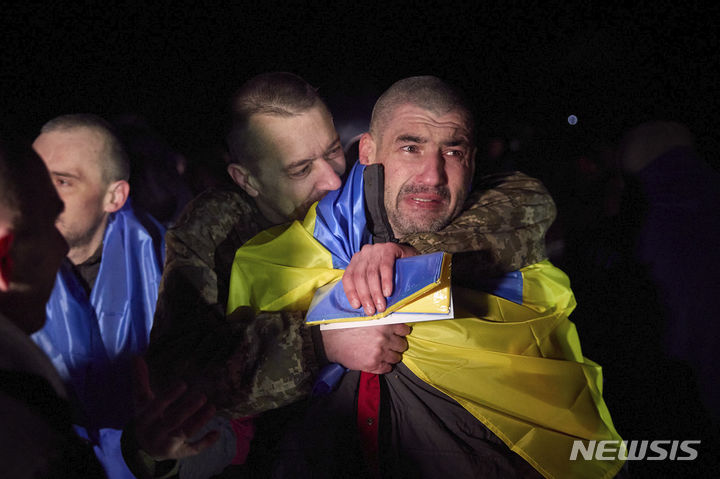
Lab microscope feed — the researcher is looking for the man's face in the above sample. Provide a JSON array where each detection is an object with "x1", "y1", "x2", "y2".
[
  {"x1": 246, "y1": 106, "x2": 346, "y2": 223},
  {"x1": 2, "y1": 150, "x2": 68, "y2": 333},
  {"x1": 32, "y1": 128, "x2": 110, "y2": 251},
  {"x1": 362, "y1": 104, "x2": 475, "y2": 237}
]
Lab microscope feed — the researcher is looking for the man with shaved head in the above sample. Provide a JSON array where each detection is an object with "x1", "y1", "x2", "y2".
[
  {"x1": 366, "y1": 75, "x2": 476, "y2": 235},
  {"x1": 31, "y1": 114, "x2": 166, "y2": 478},
  {"x1": 236, "y1": 76, "x2": 623, "y2": 478}
]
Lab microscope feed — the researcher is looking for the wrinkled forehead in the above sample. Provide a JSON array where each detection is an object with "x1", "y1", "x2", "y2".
[
  {"x1": 248, "y1": 107, "x2": 339, "y2": 169},
  {"x1": 382, "y1": 104, "x2": 474, "y2": 144}
]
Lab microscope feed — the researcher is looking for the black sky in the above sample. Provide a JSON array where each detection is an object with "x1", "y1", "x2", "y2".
[{"x1": 2, "y1": 2, "x2": 718, "y2": 161}]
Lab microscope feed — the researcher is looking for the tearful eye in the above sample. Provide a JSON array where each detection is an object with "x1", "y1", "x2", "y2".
[
  {"x1": 288, "y1": 164, "x2": 312, "y2": 178},
  {"x1": 401, "y1": 145, "x2": 420, "y2": 153}
]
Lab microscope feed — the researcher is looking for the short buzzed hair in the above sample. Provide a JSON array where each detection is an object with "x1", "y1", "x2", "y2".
[
  {"x1": 226, "y1": 72, "x2": 327, "y2": 169},
  {"x1": 369, "y1": 76, "x2": 475, "y2": 143},
  {"x1": 40, "y1": 113, "x2": 130, "y2": 184}
]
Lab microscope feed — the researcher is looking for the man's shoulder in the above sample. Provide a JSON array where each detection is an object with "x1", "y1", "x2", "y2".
[
  {"x1": 170, "y1": 187, "x2": 258, "y2": 242},
  {"x1": 162, "y1": 186, "x2": 268, "y2": 276},
  {"x1": 470, "y1": 171, "x2": 552, "y2": 205},
  {"x1": 179, "y1": 187, "x2": 256, "y2": 220}
]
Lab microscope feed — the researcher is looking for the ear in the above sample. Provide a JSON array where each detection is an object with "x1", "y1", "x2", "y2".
[
  {"x1": 227, "y1": 163, "x2": 260, "y2": 198},
  {"x1": 103, "y1": 180, "x2": 130, "y2": 213},
  {"x1": 0, "y1": 228, "x2": 15, "y2": 292},
  {"x1": 358, "y1": 133, "x2": 377, "y2": 166}
]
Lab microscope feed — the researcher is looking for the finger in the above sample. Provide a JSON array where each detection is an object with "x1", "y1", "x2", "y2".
[
  {"x1": 380, "y1": 251, "x2": 395, "y2": 298},
  {"x1": 132, "y1": 356, "x2": 153, "y2": 410},
  {"x1": 382, "y1": 349, "x2": 403, "y2": 365},
  {"x1": 399, "y1": 243, "x2": 419, "y2": 258},
  {"x1": 391, "y1": 323, "x2": 412, "y2": 337},
  {"x1": 139, "y1": 382, "x2": 187, "y2": 426},
  {"x1": 181, "y1": 430, "x2": 221, "y2": 458},
  {"x1": 354, "y1": 268, "x2": 375, "y2": 316},
  {"x1": 341, "y1": 273, "x2": 361, "y2": 310},
  {"x1": 162, "y1": 392, "x2": 208, "y2": 434},
  {"x1": 367, "y1": 264, "x2": 386, "y2": 313},
  {"x1": 179, "y1": 403, "x2": 216, "y2": 440},
  {"x1": 388, "y1": 334, "x2": 409, "y2": 354}
]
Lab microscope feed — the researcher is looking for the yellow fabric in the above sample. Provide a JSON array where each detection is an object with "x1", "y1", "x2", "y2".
[
  {"x1": 391, "y1": 253, "x2": 451, "y2": 314},
  {"x1": 227, "y1": 208, "x2": 624, "y2": 479},
  {"x1": 227, "y1": 205, "x2": 343, "y2": 313},
  {"x1": 404, "y1": 263, "x2": 623, "y2": 479}
]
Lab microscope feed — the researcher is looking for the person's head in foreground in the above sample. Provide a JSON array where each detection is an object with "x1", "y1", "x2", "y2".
[{"x1": 0, "y1": 140, "x2": 68, "y2": 333}]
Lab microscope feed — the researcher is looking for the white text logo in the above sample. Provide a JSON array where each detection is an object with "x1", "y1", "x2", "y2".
[{"x1": 569, "y1": 440, "x2": 700, "y2": 461}]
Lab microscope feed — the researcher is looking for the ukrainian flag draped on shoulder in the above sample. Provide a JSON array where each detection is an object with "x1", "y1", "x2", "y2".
[
  {"x1": 32, "y1": 201, "x2": 165, "y2": 479},
  {"x1": 228, "y1": 164, "x2": 624, "y2": 479}
]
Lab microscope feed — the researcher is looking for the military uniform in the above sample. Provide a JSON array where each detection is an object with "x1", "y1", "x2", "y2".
[
  {"x1": 147, "y1": 187, "x2": 316, "y2": 415},
  {"x1": 146, "y1": 171, "x2": 556, "y2": 417}
]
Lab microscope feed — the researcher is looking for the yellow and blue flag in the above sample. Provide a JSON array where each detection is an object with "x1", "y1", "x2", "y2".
[{"x1": 228, "y1": 163, "x2": 624, "y2": 479}]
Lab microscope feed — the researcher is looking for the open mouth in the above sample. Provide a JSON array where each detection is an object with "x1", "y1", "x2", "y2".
[
  {"x1": 398, "y1": 185, "x2": 450, "y2": 211},
  {"x1": 403, "y1": 194, "x2": 447, "y2": 208}
]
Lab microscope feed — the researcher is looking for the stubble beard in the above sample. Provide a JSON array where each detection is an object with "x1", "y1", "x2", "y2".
[
  {"x1": 60, "y1": 213, "x2": 106, "y2": 253},
  {"x1": 387, "y1": 184, "x2": 454, "y2": 237}
]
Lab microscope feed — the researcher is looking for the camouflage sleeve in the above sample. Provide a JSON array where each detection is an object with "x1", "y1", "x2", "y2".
[
  {"x1": 400, "y1": 171, "x2": 557, "y2": 279},
  {"x1": 146, "y1": 189, "x2": 320, "y2": 417}
]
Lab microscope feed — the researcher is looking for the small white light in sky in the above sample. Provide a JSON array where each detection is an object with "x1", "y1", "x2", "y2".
[{"x1": 568, "y1": 115, "x2": 578, "y2": 125}]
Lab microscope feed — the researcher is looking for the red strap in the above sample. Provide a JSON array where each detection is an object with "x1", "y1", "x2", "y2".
[
  {"x1": 0, "y1": 232, "x2": 14, "y2": 287},
  {"x1": 357, "y1": 371, "x2": 381, "y2": 474},
  {"x1": 229, "y1": 416, "x2": 256, "y2": 465}
]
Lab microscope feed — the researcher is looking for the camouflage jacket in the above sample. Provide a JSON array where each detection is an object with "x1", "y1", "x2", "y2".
[
  {"x1": 146, "y1": 172, "x2": 556, "y2": 417},
  {"x1": 146, "y1": 187, "x2": 315, "y2": 415},
  {"x1": 404, "y1": 171, "x2": 555, "y2": 287}
]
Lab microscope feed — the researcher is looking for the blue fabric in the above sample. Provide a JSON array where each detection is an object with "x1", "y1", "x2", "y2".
[
  {"x1": 306, "y1": 252, "x2": 446, "y2": 323},
  {"x1": 32, "y1": 202, "x2": 165, "y2": 479},
  {"x1": 473, "y1": 270, "x2": 524, "y2": 305},
  {"x1": 313, "y1": 364, "x2": 349, "y2": 396},
  {"x1": 313, "y1": 162, "x2": 372, "y2": 269}
]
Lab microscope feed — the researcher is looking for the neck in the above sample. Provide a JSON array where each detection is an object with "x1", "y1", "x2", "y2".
[
  {"x1": 67, "y1": 215, "x2": 108, "y2": 265},
  {"x1": 255, "y1": 200, "x2": 287, "y2": 226}
]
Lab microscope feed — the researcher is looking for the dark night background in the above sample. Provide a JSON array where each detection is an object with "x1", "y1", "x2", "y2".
[
  {"x1": 2, "y1": 2, "x2": 719, "y2": 161},
  {"x1": 3, "y1": 1, "x2": 720, "y2": 476}
]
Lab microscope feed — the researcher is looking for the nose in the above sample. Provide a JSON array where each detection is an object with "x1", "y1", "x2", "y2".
[
  {"x1": 315, "y1": 158, "x2": 343, "y2": 192},
  {"x1": 415, "y1": 150, "x2": 447, "y2": 186}
]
